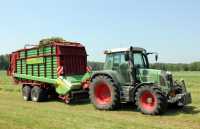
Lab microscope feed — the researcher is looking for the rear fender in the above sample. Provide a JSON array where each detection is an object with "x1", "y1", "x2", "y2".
[{"x1": 91, "y1": 70, "x2": 120, "y2": 86}]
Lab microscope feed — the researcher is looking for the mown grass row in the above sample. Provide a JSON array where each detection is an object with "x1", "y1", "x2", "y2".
[{"x1": 0, "y1": 71, "x2": 20, "y2": 92}]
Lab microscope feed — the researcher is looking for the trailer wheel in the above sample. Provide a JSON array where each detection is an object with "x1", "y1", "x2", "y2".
[
  {"x1": 135, "y1": 86, "x2": 167, "y2": 115},
  {"x1": 64, "y1": 94, "x2": 71, "y2": 104},
  {"x1": 31, "y1": 86, "x2": 47, "y2": 102},
  {"x1": 22, "y1": 85, "x2": 31, "y2": 101},
  {"x1": 89, "y1": 75, "x2": 120, "y2": 110}
]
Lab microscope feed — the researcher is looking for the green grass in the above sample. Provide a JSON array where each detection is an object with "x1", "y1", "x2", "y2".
[{"x1": 0, "y1": 71, "x2": 200, "y2": 129}]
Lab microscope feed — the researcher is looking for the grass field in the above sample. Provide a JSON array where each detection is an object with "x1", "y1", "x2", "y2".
[{"x1": 0, "y1": 71, "x2": 200, "y2": 129}]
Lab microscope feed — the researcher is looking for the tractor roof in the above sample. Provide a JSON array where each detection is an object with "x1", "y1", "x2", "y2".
[{"x1": 104, "y1": 47, "x2": 146, "y2": 54}]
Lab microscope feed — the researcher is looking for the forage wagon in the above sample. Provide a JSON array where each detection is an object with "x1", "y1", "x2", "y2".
[{"x1": 7, "y1": 39, "x2": 91, "y2": 103}]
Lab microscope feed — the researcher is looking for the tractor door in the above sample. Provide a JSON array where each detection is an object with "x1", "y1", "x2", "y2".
[
  {"x1": 133, "y1": 53, "x2": 147, "y2": 68},
  {"x1": 118, "y1": 53, "x2": 131, "y2": 85},
  {"x1": 113, "y1": 53, "x2": 131, "y2": 84},
  {"x1": 132, "y1": 52, "x2": 149, "y2": 82},
  {"x1": 104, "y1": 53, "x2": 131, "y2": 84}
]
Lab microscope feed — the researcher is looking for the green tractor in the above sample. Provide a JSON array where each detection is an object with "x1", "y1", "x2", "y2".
[{"x1": 89, "y1": 46, "x2": 191, "y2": 115}]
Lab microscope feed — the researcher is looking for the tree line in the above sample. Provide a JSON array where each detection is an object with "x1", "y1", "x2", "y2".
[
  {"x1": 150, "y1": 62, "x2": 200, "y2": 71},
  {"x1": 87, "y1": 61, "x2": 104, "y2": 70},
  {"x1": 0, "y1": 54, "x2": 199, "y2": 71},
  {"x1": 0, "y1": 54, "x2": 9, "y2": 70}
]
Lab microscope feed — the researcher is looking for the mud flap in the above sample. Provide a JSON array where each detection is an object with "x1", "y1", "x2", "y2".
[{"x1": 55, "y1": 77, "x2": 72, "y2": 95}]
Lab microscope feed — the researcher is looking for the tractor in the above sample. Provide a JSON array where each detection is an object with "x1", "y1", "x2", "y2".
[{"x1": 89, "y1": 46, "x2": 191, "y2": 115}]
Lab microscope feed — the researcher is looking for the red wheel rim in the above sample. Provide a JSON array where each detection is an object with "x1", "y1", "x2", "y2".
[
  {"x1": 139, "y1": 91, "x2": 157, "y2": 112},
  {"x1": 94, "y1": 82, "x2": 111, "y2": 105}
]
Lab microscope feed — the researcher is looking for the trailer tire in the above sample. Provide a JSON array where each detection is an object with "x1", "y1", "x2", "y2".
[
  {"x1": 31, "y1": 86, "x2": 47, "y2": 102},
  {"x1": 22, "y1": 85, "x2": 31, "y2": 101},
  {"x1": 89, "y1": 75, "x2": 120, "y2": 110},
  {"x1": 135, "y1": 86, "x2": 167, "y2": 115}
]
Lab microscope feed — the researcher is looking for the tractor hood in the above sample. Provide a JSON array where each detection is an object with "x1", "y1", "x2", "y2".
[{"x1": 138, "y1": 69, "x2": 168, "y2": 86}]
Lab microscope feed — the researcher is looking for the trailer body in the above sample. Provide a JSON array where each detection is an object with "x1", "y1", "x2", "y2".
[{"x1": 8, "y1": 41, "x2": 91, "y2": 102}]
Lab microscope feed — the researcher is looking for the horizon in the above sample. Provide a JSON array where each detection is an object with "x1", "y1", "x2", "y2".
[{"x1": 0, "y1": 0, "x2": 200, "y2": 63}]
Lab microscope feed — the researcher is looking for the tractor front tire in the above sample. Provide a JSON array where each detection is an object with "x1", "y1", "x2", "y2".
[
  {"x1": 89, "y1": 75, "x2": 120, "y2": 110},
  {"x1": 135, "y1": 86, "x2": 167, "y2": 115},
  {"x1": 22, "y1": 85, "x2": 31, "y2": 101},
  {"x1": 31, "y1": 86, "x2": 47, "y2": 102}
]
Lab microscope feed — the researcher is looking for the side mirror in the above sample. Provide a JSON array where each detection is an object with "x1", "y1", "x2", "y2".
[
  {"x1": 155, "y1": 54, "x2": 158, "y2": 61},
  {"x1": 125, "y1": 52, "x2": 129, "y2": 61},
  {"x1": 130, "y1": 46, "x2": 133, "y2": 51}
]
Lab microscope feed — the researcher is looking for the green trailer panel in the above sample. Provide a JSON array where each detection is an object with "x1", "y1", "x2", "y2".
[{"x1": 16, "y1": 46, "x2": 58, "y2": 79}]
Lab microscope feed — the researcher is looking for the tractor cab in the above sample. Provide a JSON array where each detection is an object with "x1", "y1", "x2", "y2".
[
  {"x1": 103, "y1": 47, "x2": 158, "y2": 85},
  {"x1": 104, "y1": 47, "x2": 150, "y2": 70}
]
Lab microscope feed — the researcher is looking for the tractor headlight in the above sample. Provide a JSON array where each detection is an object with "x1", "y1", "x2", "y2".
[
  {"x1": 166, "y1": 71, "x2": 172, "y2": 81},
  {"x1": 166, "y1": 71, "x2": 173, "y2": 86}
]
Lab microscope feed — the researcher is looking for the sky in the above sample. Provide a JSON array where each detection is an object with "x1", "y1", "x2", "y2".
[{"x1": 0, "y1": 0, "x2": 200, "y2": 63}]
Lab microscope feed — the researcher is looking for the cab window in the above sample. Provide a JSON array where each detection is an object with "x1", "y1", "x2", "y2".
[
  {"x1": 113, "y1": 53, "x2": 121, "y2": 67},
  {"x1": 104, "y1": 53, "x2": 127, "y2": 70},
  {"x1": 142, "y1": 54, "x2": 148, "y2": 68},
  {"x1": 133, "y1": 53, "x2": 145, "y2": 68},
  {"x1": 104, "y1": 54, "x2": 113, "y2": 69}
]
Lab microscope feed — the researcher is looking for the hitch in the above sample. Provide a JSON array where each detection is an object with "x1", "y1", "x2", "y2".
[{"x1": 168, "y1": 92, "x2": 192, "y2": 106}]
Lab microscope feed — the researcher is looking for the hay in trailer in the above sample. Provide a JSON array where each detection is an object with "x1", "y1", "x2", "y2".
[{"x1": 39, "y1": 37, "x2": 67, "y2": 47}]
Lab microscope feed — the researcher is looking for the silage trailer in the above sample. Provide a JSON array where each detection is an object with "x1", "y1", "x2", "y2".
[{"x1": 7, "y1": 41, "x2": 91, "y2": 103}]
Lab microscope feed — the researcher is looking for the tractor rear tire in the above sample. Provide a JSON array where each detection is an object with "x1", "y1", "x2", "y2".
[
  {"x1": 135, "y1": 86, "x2": 167, "y2": 115},
  {"x1": 31, "y1": 86, "x2": 47, "y2": 102},
  {"x1": 22, "y1": 85, "x2": 31, "y2": 101},
  {"x1": 89, "y1": 75, "x2": 120, "y2": 110}
]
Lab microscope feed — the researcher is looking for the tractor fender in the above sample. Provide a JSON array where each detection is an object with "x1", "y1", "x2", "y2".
[{"x1": 90, "y1": 70, "x2": 120, "y2": 86}]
